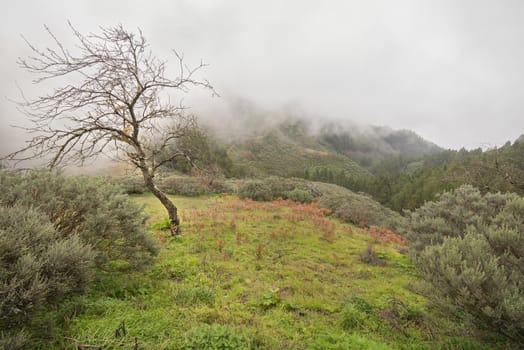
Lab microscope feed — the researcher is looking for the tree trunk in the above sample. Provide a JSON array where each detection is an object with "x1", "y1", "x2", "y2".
[{"x1": 140, "y1": 169, "x2": 180, "y2": 235}]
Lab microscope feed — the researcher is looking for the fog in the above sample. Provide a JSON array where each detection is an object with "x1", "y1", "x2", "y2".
[{"x1": 2, "y1": 0, "x2": 524, "y2": 156}]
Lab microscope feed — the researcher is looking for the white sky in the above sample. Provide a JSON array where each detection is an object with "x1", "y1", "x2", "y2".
[{"x1": 2, "y1": 0, "x2": 524, "y2": 152}]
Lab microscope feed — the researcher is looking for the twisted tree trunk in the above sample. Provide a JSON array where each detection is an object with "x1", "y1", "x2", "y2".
[{"x1": 140, "y1": 168, "x2": 180, "y2": 235}]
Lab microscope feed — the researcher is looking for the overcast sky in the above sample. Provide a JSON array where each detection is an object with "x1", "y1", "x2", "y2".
[{"x1": 2, "y1": 0, "x2": 524, "y2": 152}]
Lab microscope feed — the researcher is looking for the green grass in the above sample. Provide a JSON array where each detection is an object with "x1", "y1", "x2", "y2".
[{"x1": 45, "y1": 193, "x2": 504, "y2": 349}]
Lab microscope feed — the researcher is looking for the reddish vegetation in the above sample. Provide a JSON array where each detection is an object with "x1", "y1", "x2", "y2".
[
  {"x1": 368, "y1": 226, "x2": 407, "y2": 246},
  {"x1": 234, "y1": 233, "x2": 242, "y2": 244},
  {"x1": 180, "y1": 196, "x2": 406, "y2": 248},
  {"x1": 256, "y1": 244, "x2": 265, "y2": 259},
  {"x1": 216, "y1": 239, "x2": 224, "y2": 252}
]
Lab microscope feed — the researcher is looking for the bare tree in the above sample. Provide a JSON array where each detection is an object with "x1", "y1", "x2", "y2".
[{"x1": 5, "y1": 23, "x2": 216, "y2": 235}]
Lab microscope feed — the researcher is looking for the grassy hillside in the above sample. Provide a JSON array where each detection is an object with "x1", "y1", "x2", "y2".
[
  {"x1": 42, "y1": 193, "x2": 505, "y2": 349},
  {"x1": 319, "y1": 123, "x2": 442, "y2": 168},
  {"x1": 228, "y1": 121, "x2": 370, "y2": 182}
]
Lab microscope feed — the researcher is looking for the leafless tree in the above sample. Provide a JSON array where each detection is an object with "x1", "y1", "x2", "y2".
[{"x1": 5, "y1": 23, "x2": 217, "y2": 235}]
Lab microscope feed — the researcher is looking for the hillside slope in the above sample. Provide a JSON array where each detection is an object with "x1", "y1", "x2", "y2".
[
  {"x1": 318, "y1": 122, "x2": 442, "y2": 167},
  {"x1": 222, "y1": 118, "x2": 441, "y2": 188},
  {"x1": 45, "y1": 194, "x2": 504, "y2": 349},
  {"x1": 227, "y1": 120, "x2": 371, "y2": 182},
  {"x1": 367, "y1": 136, "x2": 524, "y2": 211}
]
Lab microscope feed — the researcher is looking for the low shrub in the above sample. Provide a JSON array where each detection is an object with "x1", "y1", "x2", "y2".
[
  {"x1": 285, "y1": 188, "x2": 314, "y2": 203},
  {"x1": 237, "y1": 177, "x2": 318, "y2": 202},
  {"x1": 404, "y1": 184, "x2": 517, "y2": 254},
  {"x1": 0, "y1": 205, "x2": 95, "y2": 329},
  {"x1": 238, "y1": 180, "x2": 273, "y2": 201},
  {"x1": 407, "y1": 186, "x2": 524, "y2": 345},
  {"x1": 107, "y1": 174, "x2": 147, "y2": 194},
  {"x1": 359, "y1": 245, "x2": 385, "y2": 266},
  {"x1": 260, "y1": 176, "x2": 311, "y2": 198},
  {"x1": 158, "y1": 175, "x2": 209, "y2": 196},
  {"x1": 157, "y1": 174, "x2": 235, "y2": 196},
  {"x1": 0, "y1": 170, "x2": 158, "y2": 269},
  {"x1": 235, "y1": 177, "x2": 403, "y2": 231},
  {"x1": 318, "y1": 184, "x2": 405, "y2": 229}
]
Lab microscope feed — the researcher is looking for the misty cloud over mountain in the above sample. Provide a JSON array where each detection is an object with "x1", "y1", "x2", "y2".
[{"x1": 2, "y1": 0, "x2": 524, "y2": 155}]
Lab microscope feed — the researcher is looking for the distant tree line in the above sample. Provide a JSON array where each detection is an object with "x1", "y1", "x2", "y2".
[{"x1": 366, "y1": 140, "x2": 524, "y2": 212}]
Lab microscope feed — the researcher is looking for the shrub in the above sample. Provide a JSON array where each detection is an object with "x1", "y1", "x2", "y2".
[
  {"x1": 359, "y1": 245, "x2": 385, "y2": 266},
  {"x1": 318, "y1": 183, "x2": 405, "y2": 229},
  {"x1": 107, "y1": 174, "x2": 147, "y2": 194},
  {"x1": 404, "y1": 185, "x2": 518, "y2": 254},
  {"x1": 285, "y1": 188, "x2": 314, "y2": 203},
  {"x1": 0, "y1": 170, "x2": 158, "y2": 269},
  {"x1": 407, "y1": 186, "x2": 524, "y2": 344},
  {"x1": 259, "y1": 176, "x2": 311, "y2": 198},
  {"x1": 235, "y1": 178, "x2": 404, "y2": 230},
  {"x1": 238, "y1": 180, "x2": 273, "y2": 201},
  {"x1": 157, "y1": 174, "x2": 235, "y2": 196},
  {"x1": 182, "y1": 324, "x2": 255, "y2": 349},
  {"x1": 158, "y1": 174, "x2": 209, "y2": 196},
  {"x1": 0, "y1": 205, "x2": 95, "y2": 329}
]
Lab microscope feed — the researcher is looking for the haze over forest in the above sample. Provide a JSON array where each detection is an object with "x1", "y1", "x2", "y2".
[{"x1": 2, "y1": 0, "x2": 524, "y2": 154}]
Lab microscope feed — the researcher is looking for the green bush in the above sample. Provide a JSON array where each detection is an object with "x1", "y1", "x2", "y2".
[
  {"x1": 237, "y1": 180, "x2": 273, "y2": 201},
  {"x1": 407, "y1": 186, "x2": 524, "y2": 344},
  {"x1": 237, "y1": 177, "x2": 319, "y2": 202},
  {"x1": 285, "y1": 188, "x2": 314, "y2": 203},
  {"x1": 182, "y1": 324, "x2": 255, "y2": 349},
  {"x1": 259, "y1": 176, "x2": 312, "y2": 198},
  {"x1": 157, "y1": 174, "x2": 235, "y2": 196},
  {"x1": 318, "y1": 183, "x2": 405, "y2": 229},
  {"x1": 404, "y1": 185, "x2": 518, "y2": 254},
  {"x1": 0, "y1": 205, "x2": 95, "y2": 329},
  {"x1": 158, "y1": 175, "x2": 209, "y2": 196},
  {"x1": 107, "y1": 174, "x2": 147, "y2": 194},
  {"x1": 0, "y1": 170, "x2": 158, "y2": 269}
]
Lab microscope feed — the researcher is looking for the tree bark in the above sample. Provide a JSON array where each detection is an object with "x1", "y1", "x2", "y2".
[{"x1": 140, "y1": 168, "x2": 180, "y2": 235}]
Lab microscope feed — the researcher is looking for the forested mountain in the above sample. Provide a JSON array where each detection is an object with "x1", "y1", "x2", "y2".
[
  {"x1": 318, "y1": 122, "x2": 442, "y2": 167},
  {"x1": 226, "y1": 120, "x2": 370, "y2": 180},
  {"x1": 367, "y1": 137, "x2": 524, "y2": 211},
  {"x1": 212, "y1": 118, "x2": 441, "y2": 193},
  {"x1": 177, "y1": 116, "x2": 524, "y2": 214}
]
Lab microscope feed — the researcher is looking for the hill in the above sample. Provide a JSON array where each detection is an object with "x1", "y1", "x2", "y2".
[
  {"x1": 42, "y1": 193, "x2": 503, "y2": 349},
  {"x1": 367, "y1": 136, "x2": 524, "y2": 211},
  {"x1": 220, "y1": 118, "x2": 441, "y2": 193},
  {"x1": 318, "y1": 122, "x2": 442, "y2": 167},
  {"x1": 227, "y1": 120, "x2": 370, "y2": 180}
]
